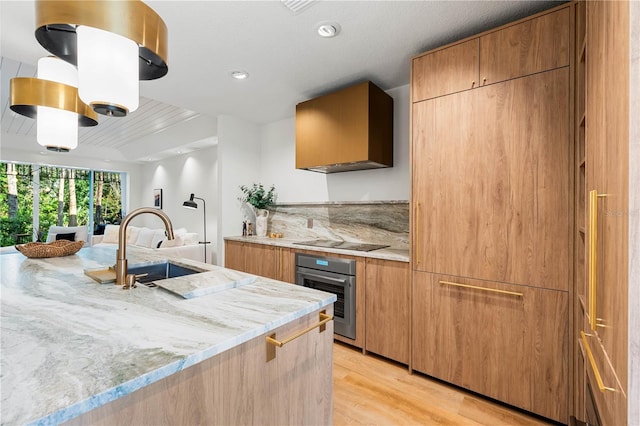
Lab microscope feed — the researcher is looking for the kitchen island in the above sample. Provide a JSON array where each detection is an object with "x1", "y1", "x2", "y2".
[{"x1": 0, "y1": 246, "x2": 335, "y2": 425}]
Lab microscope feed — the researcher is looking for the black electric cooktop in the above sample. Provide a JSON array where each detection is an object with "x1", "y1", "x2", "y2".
[{"x1": 293, "y1": 239, "x2": 389, "y2": 252}]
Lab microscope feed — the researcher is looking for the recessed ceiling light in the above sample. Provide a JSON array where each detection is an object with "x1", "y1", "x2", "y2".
[
  {"x1": 231, "y1": 71, "x2": 249, "y2": 80},
  {"x1": 317, "y1": 22, "x2": 340, "y2": 38}
]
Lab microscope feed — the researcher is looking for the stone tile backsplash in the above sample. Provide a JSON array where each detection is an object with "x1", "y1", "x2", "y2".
[{"x1": 266, "y1": 201, "x2": 409, "y2": 249}]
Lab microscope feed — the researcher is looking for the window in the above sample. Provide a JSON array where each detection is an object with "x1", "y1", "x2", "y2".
[{"x1": 0, "y1": 162, "x2": 125, "y2": 247}]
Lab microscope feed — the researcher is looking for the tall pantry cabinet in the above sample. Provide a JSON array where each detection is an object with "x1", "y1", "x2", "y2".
[
  {"x1": 411, "y1": 5, "x2": 571, "y2": 423},
  {"x1": 574, "y1": 1, "x2": 630, "y2": 425}
]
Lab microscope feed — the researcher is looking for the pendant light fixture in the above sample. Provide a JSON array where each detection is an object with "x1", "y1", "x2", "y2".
[
  {"x1": 34, "y1": 0, "x2": 169, "y2": 117},
  {"x1": 10, "y1": 57, "x2": 98, "y2": 152},
  {"x1": 37, "y1": 57, "x2": 80, "y2": 151}
]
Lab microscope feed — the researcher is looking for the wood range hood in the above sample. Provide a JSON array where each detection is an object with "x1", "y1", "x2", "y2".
[{"x1": 295, "y1": 81, "x2": 394, "y2": 173}]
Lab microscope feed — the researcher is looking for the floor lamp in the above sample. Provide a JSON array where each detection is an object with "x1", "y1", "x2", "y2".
[{"x1": 182, "y1": 193, "x2": 208, "y2": 263}]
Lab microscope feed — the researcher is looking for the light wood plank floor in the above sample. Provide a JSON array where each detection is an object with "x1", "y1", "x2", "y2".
[{"x1": 333, "y1": 342, "x2": 553, "y2": 426}]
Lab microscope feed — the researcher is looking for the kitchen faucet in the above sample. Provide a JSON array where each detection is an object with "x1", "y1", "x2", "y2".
[{"x1": 115, "y1": 207, "x2": 175, "y2": 285}]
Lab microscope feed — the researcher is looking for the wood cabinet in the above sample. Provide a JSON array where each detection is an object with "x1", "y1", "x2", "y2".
[
  {"x1": 479, "y1": 7, "x2": 570, "y2": 85},
  {"x1": 364, "y1": 258, "x2": 410, "y2": 364},
  {"x1": 413, "y1": 68, "x2": 570, "y2": 291},
  {"x1": 224, "y1": 240, "x2": 294, "y2": 283},
  {"x1": 412, "y1": 39, "x2": 479, "y2": 102},
  {"x1": 573, "y1": 1, "x2": 630, "y2": 425},
  {"x1": 67, "y1": 307, "x2": 334, "y2": 425},
  {"x1": 295, "y1": 81, "x2": 393, "y2": 172},
  {"x1": 410, "y1": 4, "x2": 571, "y2": 423},
  {"x1": 411, "y1": 7, "x2": 569, "y2": 102},
  {"x1": 412, "y1": 271, "x2": 568, "y2": 422}
]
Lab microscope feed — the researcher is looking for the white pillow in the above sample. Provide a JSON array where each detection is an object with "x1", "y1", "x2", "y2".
[
  {"x1": 173, "y1": 227, "x2": 188, "y2": 237},
  {"x1": 151, "y1": 229, "x2": 167, "y2": 249},
  {"x1": 47, "y1": 225, "x2": 90, "y2": 243},
  {"x1": 135, "y1": 228, "x2": 155, "y2": 248},
  {"x1": 102, "y1": 224, "x2": 120, "y2": 244},
  {"x1": 126, "y1": 226, "x2": 141, "y2": 244},
  {"x1": 183, "y1": 232, "x2": 200, "y2": 245},
  {"x1": 158, "y1": 234, "x2": 184, "y2": 248}
]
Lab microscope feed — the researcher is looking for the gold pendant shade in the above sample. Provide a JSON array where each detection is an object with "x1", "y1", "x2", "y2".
[
  {"x1": 10, "y1": 77, "x2": 98, "y2": 127},
  {"x1": 34, "y1": 0, "x2": 168, "y2": 80}
]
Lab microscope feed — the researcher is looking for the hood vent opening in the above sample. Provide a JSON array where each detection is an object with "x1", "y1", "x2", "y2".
[{"x1": 295, "y1": 81, "x2": 393, "y2": 173}]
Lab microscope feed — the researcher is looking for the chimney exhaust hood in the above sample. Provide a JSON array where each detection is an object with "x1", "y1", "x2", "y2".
[{"x1": 295, "y1": 81, "x2": 393, "y2": 173}]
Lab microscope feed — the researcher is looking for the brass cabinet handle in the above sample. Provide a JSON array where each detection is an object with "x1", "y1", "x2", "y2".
[
  {"x1": 483, "y1": 77, "x2": 487, "y2": 85},
  {"x1": 588, "y1": 190, "x2": 608, "y2": 330},
  {"x1": 472, "y1": 81, "x2": 476, "y2": 88},
  {"x1": 414, "y1": 203, "x2": 420, "y2": 266},
  {"x1": 439, "y1": 280, "x2": 523, "y2": 297},
  {"x1": 581, "y1": 331, "x2": 616, "y2": 392},
  {"x1": 266, "y1": 311, "x2": 332, "y2": 361}
]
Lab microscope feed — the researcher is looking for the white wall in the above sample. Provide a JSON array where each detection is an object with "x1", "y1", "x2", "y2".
[
  {"x1": 260, "y1": 84, "x2": 410, "y2": 203},
  {"x1": 217, "y1": 115, "x2": 260, "y2": 265},
  {"x1": 136, "y1": 144, "x2": 218, "y2": 263}
]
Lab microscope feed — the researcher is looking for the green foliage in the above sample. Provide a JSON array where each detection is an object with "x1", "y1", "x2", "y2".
[
  {"x1": 0, "y1": 163, "x2": 123, "y2": 247},
  {"x1": 239, "y1": 183, "x2": 277, "y2": 210},
  {"x1": 0, "y1": 213, "x2": 32, "y2": 246}
]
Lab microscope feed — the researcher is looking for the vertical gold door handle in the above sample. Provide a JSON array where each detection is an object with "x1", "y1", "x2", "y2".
[
  {"x1": 588, "y1": 190, "x2": 598, "y2": 330},
  {"x1": 588, "y1": 190, "x2": 609, "y2": 330},
  {"x1": 414, "y1": 203, "x2": 420, "y2": 266}
]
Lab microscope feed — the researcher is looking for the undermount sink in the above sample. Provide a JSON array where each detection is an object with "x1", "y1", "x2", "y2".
[{"x1": 127, "y1": 262, "x2": 204, "y2": 286}]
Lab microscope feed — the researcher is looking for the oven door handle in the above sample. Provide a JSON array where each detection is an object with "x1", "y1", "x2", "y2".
[{"x1": 301, "y1": 272, "x2": 348, "y2": 285}]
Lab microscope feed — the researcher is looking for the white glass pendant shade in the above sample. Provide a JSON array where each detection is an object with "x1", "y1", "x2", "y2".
[
  {"x1": 77, "y1": 25, "x2": 139, "y2": 116},
  {"x1": 36, "y1": 57, "x2": 78, "y2": 151},
  {"x1": 37, "y1": 106, "x2": 78, "y2": 150}
]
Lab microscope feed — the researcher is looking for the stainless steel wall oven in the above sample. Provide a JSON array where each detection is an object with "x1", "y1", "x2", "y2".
[{"x1": 295, "y1": 253, "x2": 356, "y2": 339}]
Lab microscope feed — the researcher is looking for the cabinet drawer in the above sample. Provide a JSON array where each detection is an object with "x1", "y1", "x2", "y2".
[
  {"x1": 479, "y1": 7, "x2": 570, "y2": 85},
  {"x1": 412, "y1": 271, "x2": 568, "y2": 423},
  {"x1": 412, "y1": 38, "x2": 478, "y2": 102}
]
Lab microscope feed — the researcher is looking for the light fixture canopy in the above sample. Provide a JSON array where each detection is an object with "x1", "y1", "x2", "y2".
[{"x1": 34, "y1": 0, "x2": 169, "y2": 117}]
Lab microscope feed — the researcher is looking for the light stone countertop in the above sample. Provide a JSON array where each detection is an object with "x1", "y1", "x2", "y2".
[
  {"x1": 224, "y1": 236, "x2": 410, "y2": 263},
  {"x1": 0, "y1": 245, "x2": 335, "y2": 425}
]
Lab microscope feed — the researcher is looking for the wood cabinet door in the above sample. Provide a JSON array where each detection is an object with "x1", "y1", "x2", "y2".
[
  {"x1": 413, "y1": 69, "x2": 569, "y2": 291},
  {"x1": 243, "y1": 244, "x2": 278, "y2": 279},
  {"x1": 583, "y1": 1, "x2": 629, "y2": 424},
  {"x1": 412, "y1": 38, "x2": 478, "y2": 102},
  {"x1": 479, "y1": 7, "x2": 570, "y2": 85},
  {"x1": 412, "y1": 271, "x2": 568, "y2": 423},
  {"x1": 278, "y1": 247, "x2": 296, "y2": 284},
  {"x1": 364, "y1": 259, "x2": 410, "y2": 364},
  {"x1": 224, "y1": 241, "x2": 245, "y2": 271}
]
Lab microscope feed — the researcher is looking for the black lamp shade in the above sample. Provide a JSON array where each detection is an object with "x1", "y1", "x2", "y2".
[{"x1": 183, "y1": 193, "x2": 197, "y2": 209}]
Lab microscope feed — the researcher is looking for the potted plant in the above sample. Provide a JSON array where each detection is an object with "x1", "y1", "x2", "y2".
[{"x1": 239, "y1": 184, "x2": 277, "y2": 237}]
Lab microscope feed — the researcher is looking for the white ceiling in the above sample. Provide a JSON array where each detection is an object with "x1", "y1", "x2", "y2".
[{"x1": 0, "y1": 0, "x2": 561, "y2": 163}]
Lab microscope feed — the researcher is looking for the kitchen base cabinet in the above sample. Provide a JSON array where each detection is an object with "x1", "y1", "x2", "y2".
[
  {"x1": 365, "y1": 258, "x2": 410, "y2": 364},
  {"x1": 65, "y1": 307, "x2": 334, "y2": 425},
  {"x1": 224, "y1": 240, "x2": 294, "y2": 283},
  {"x1": 412, "y1": 271, "x2": 568, "y2": 423}
]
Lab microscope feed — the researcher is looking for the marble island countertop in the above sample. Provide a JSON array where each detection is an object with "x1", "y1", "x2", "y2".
[
  {"x1": 224, "y1": 236, "x2": 410, "y2": 262},
  {"x1": 0, "y1": 246, "x2": 335, "y2": 425}
]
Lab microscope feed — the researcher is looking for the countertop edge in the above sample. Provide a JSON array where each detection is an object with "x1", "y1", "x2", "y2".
[{"x1": 224, "y1": 236, "x2": 410, "y2": 263}]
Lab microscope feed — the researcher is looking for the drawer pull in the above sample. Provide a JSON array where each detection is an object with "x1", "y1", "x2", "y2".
[
  {"x1": 439, "y1": 280, "x2": 523, "y2": 297},
  {"x1": 266, "y1": 311, "x2": 332, "y2": 361},
  {"x1": 581, "y1": 331, "x2": 615, "y2": 392}
]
